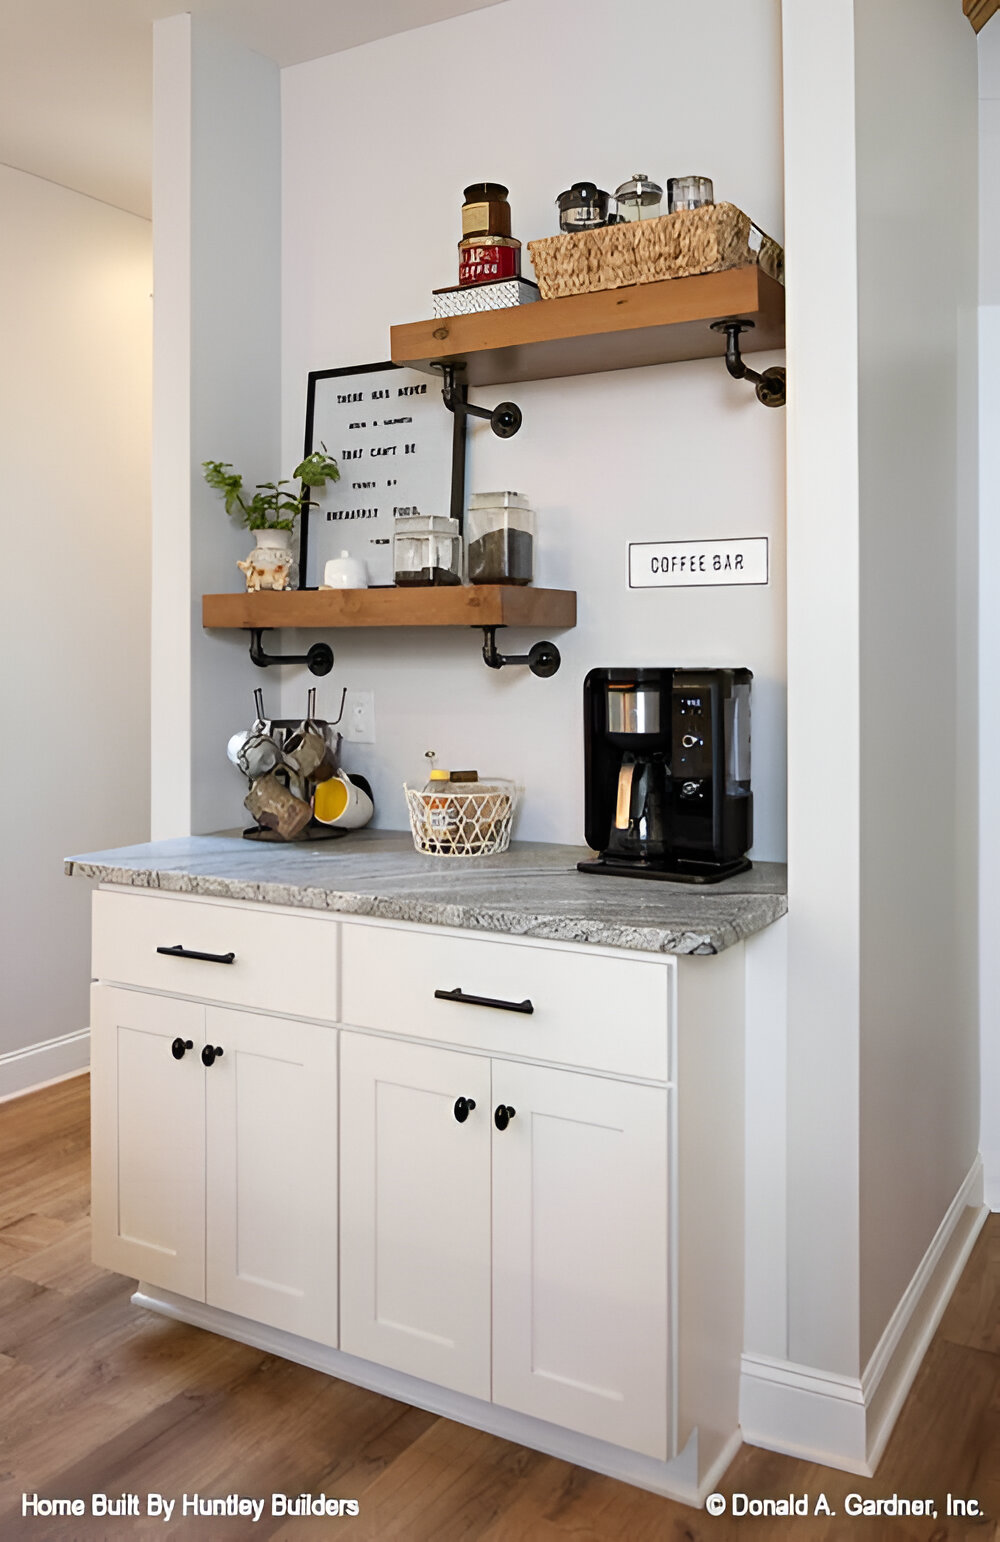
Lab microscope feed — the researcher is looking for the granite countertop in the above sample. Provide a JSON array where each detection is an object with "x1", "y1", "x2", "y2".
[{"x1": 66, "y1": 829, "x2": 787, "y2": 956}]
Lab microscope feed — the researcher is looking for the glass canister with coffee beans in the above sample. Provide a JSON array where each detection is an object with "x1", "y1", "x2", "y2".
[{"x1": 466, "y1": 491, "x2": 534, "y2": 585}]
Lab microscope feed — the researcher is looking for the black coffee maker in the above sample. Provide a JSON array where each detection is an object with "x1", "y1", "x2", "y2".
[{"x1": 577, "y1": 667, "x2": 753, "y2": 883}]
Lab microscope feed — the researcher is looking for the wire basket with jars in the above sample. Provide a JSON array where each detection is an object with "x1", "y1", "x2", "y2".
[{"x1": 404, "y1": 770, "x2": 517, "y2": 857}]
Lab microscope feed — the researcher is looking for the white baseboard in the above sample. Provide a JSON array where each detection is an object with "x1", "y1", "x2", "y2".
[
  {"x1": 862, "y1": 1158, "x2": 986, "y2": 1472},
  {"x1": 739, "y1": 1356, "x2": 869, "y2": 1473},
  {"x1": 0, "y1": 1029, "x2": 90, "y2": 1103},
  {"x1": 981, "y1": 1149, "x2": 1000, "y2": 1211},
  {"x1": 132, "y1": 1284, "x2": 728, "y2": 1507},
  {"x1": 740, "y1": 1158, "x2": 988, "y2": 1474}
]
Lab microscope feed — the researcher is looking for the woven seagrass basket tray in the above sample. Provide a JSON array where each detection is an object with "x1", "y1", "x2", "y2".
[{"x1": 527, "y1": 202, "x2": 783, "y2": 301}]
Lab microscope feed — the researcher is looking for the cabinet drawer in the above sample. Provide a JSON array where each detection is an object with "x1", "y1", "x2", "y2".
[
  {"x1": 92, "y1": 890, "x2": 338, "y2": 1022},
  {"x1": 341, "y1": 923, "x2": 671, "y2": 1080}
]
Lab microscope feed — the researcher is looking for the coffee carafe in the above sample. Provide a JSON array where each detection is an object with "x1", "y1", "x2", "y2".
[{"x1": 578, "y1": 667, "x2": 753, "y2": 884}]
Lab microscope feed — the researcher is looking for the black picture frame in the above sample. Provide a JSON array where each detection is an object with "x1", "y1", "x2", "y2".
[{"x1": 299, "y1": 361, "x2": 460, "y2": 589}]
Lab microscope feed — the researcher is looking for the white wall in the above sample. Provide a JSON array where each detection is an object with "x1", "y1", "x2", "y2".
[
  {"x1": 278, "y1": 0, "x2": 787, "y2": 855},
  {"x1": 979, "y1": 21, "x2": 1000, "y2": 1208},
  {"x1": 0, "y1": 166, "x2": 151, "y2": 1093}
]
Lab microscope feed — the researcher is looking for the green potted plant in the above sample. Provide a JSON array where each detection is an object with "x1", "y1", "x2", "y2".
[{"x1": 203, "y1": 448, "x2": 340, "y2": 591}]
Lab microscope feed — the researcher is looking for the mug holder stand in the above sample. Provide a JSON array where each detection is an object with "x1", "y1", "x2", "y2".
[
  {"x1": 243, "y1": 821, "x2": 349, "y2": 843},
  {"x1": 242, "y1": 767, "x2": 374, "y2": 843}
]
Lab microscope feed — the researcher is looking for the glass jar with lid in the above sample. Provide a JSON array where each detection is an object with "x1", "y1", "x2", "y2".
[
  {"x1": 393, "y1": 515, "x2": 461, "y2": 586},
  {"x1": 556, "y1": 182, "x2": 615, "y2": 232},
  {"x1": 466, "y1": 492, "x2": 534, "y2": 585},
  {"x1": 667, "y1": 175, "x2": 714, "y2": 212},
  {"x1": 614, "y1": 173, "x2": 664, "y2": 222}
]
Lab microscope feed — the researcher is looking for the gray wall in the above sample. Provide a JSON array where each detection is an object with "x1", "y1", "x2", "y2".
[{"x1": 0, "y1": 165, "x2": 151, "y2": 1092}]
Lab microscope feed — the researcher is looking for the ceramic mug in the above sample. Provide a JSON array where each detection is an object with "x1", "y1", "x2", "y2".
[
  {"x1": 245, "y1": 772, "x2": 313, "y2": 841},
  {"x1": 312, "y1": 771, "x2": 374, "y2": 829},
  {"x1": 227, "y1": 730, "x2": 250, "y2": 766},
  {"x1": 238, "y1": 731, "x2": 281, "y2": 781},
  {"x1": 283, "y1": 725, "x2": 336, "y2": 783}
]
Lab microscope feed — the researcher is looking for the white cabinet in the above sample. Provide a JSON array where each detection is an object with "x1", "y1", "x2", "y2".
[
  {"x1": 204, "y1": 1004, "x2": 338, "y2": 1339},
  {"x1": 89, "y1": 888, "x2": 746, "y2": 1501},
  {"x1": 90, "y1": 984, "x2": 339, "y2": 1345},
  {"x1": 92, "y1": 889, "x2": 340, "y2": 1021},
  {"x1": 340, "y1": 1031, "x2": 670, "y2": 1459},
  {"x1": 491, "y1": 1060, "x2": 669, "y2": 1459},
  {"x1": 90, "y1": 986, "x2": 206, "y2": 1299},
  {"x1": 339, "y1": 1034, "x2": 492, "y2": 1398}
]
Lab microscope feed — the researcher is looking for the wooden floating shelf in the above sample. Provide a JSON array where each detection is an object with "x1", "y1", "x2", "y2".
[
  {"x1": 390, "y1": 267, "x2": 784, "y2": 387},
  {"x1": 202, "y1": 586, "x2": 577, "y2": 631}
]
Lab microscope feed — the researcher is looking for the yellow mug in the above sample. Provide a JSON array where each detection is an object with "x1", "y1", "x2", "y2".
[{"x1": 313, "y1": 771, "x2": 373, "y2": 829}]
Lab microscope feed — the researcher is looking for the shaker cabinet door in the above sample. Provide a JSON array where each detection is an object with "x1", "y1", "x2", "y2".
[
  {"x1": 204, "y1": 1008, "x2": 339, "y2": 1345},
  {"x1": 90, "y1": 984, "x2": 206, "y2": 1299},
  {"x1": 339, "y1": 1032, "x2": 492, "y2": 1399},
  {"x1": 491, "y1": 1062, "x2": 671, "y2": 1460}
]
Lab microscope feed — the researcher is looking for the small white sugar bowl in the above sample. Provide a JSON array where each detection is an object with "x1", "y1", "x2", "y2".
[{"x1": 321, "y1": 550, "x2": 368, "y2": 589}]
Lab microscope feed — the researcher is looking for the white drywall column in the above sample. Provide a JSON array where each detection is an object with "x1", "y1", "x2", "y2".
[
  {"x1": 782, "y1": 0, "x2": 862, "y2": 1379},
  {"x1": 753, "y1": 0, "x2": 980, "y2": 1469},
  {"x1": 854, "y1": 0, "x2": 979, "y2": 1365},
  {"x1": 151, "y1": 14, "x2": 280, "y2": 837},
  {"x1": 980, "y1": 23, "x2": 1000, "y2": 1208}
]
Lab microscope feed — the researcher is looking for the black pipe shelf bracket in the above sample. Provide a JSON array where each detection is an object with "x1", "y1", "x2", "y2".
[
  {"x1": 481, "y1": 626, "x2": 561, "y2": 678},
  {"x1": 248, "y1": 628, "x2": 334, "y2": 676},
  {"x1": 432, "y1": 362, "x2": 523, "y2": 438},
  {"x1": 710, "y1": 318, "x2": 786, "y2": 408}
]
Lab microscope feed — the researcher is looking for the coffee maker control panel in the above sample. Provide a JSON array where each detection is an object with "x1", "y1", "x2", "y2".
[{"x1": 673, "y1": 691, "x2": 713, "y2": 783}]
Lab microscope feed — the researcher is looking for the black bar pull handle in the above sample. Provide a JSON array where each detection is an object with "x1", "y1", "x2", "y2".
[
  {"x1": 157, "y1": 944, "x2": 236, "y2": 965},
  {"x1": 434, "y1": 987, "x2": 533, "y2": 1016}
]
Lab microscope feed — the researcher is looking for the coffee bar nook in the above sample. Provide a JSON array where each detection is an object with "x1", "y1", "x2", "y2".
[{"x1": 66, "y1": 0, "x2": 982, "y2": 1514}]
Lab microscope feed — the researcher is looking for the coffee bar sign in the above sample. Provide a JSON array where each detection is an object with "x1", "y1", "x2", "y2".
[{"x1": 628, "y1": 537, "x2": 769, "y2": 589}]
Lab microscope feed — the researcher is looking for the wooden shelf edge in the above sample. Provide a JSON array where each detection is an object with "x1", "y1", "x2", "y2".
[
  {"x1": 202, "y1": 587, "x2": 577, "y2": 631},
  {"x1": 390, "y1": 268, "x2": 785, "y2": 386}
]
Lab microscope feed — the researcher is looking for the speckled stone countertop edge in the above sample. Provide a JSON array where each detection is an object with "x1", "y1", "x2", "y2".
[{"x1": 65, "y1": 852, "x2": 787, "y2": 957}]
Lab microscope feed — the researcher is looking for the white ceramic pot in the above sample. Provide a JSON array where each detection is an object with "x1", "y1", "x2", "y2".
[
  {"x1": 321, "y1": 549, "x2": 368, "y2": 588},
  {"x1": 238, "y1": 528, "x2": 297, "y2": 592}
]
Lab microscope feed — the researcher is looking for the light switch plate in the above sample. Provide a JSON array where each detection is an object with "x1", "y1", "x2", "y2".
[{"x1": 344, "y1": 690, "x2": 375, "y2": 744}]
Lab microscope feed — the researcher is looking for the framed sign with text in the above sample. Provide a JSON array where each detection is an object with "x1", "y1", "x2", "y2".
[{"x1": 300, "y1": 362, "x2": 454, "y2": 588}]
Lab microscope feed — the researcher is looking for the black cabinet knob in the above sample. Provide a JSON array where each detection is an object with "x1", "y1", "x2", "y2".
[
  {"x1": 494, "y1": 1104, "x2": 516, "y2": 1131},
  {"x1": 201, "y1": 1044, "x2": 225, "y2": 1067},
  {"x1": 453, "y1": 1097, "x2": 477, "y2": 1123},
  {"x1": 171, "y1": 1037, "x2": 193, "y2": 1060}
]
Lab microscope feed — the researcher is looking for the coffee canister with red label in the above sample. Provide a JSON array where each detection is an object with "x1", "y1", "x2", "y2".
[{"x1": 459, "y1": 236, "x2": 521, "y2": 286}]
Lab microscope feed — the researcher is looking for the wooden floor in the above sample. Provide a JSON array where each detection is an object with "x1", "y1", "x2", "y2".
[{"x1": 0, "y1": 1076, "x2": 998, "y2": 1542}]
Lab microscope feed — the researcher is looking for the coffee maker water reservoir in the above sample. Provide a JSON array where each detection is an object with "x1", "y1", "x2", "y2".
[{"x1": 578, "y1": 667, "x2": 753, "y2": 883}]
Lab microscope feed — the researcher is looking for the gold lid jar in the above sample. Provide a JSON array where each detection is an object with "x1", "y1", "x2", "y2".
[{"x1": 461, "y1": 182, "x2": 512, "y2": 239}]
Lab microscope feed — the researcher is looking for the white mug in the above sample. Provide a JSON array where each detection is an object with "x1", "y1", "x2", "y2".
[
  {"x1": 312, "y1": 771, "x2": 373, "y2": 829},
  {"x1": 227, "y1": 730, "x2": 250, "y2": 766}
]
